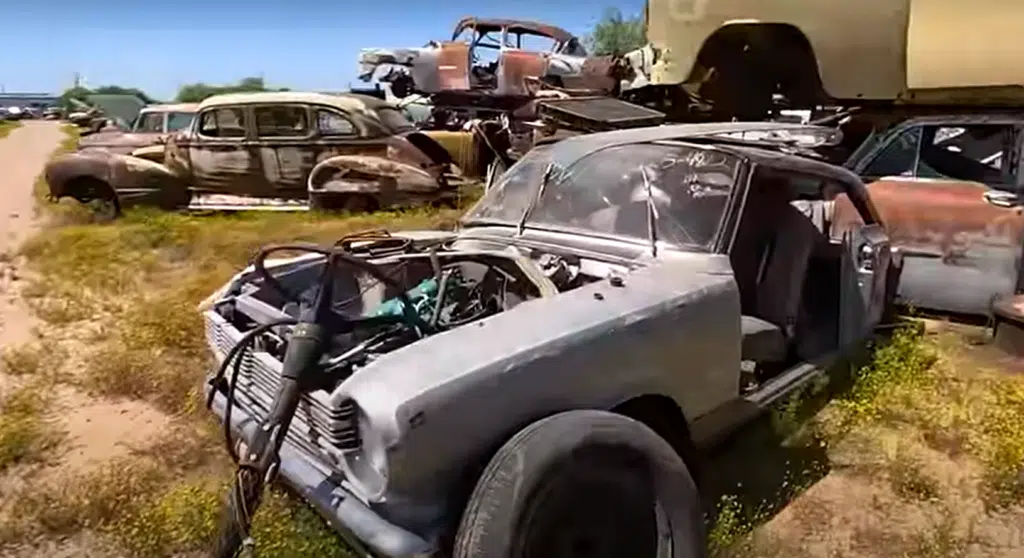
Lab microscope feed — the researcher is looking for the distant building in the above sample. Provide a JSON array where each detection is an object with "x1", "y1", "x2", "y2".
[{"x1": 0, "y1": 92, "x2": 59, "y2": 109}]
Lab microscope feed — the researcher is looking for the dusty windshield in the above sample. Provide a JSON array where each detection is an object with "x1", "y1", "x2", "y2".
[
  {"x1": 463, "y1": 142, "x2": 741, "y2": 251},
  {"x1": 167, "y1": 111, "x2": 195, "y2": 132}
]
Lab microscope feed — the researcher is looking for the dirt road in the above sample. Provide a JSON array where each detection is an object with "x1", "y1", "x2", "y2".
[{"x1": 0, "y1": 121, "x2": 63, "y2": 348}]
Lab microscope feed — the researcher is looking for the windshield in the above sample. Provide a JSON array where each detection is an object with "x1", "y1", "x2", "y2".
[
  {"x1": 464, "y1": 142, "x2": 742, "y2": 251},
  {"x1": 166, "y1": 111, "x2": 195, "y2": 132},
  {"x1": 376, "y1": 107, "x2": 416, "y2": 133}
]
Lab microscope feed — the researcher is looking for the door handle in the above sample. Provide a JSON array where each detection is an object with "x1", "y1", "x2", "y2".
[
  {"x1": 857, "y1": 243, "x2": 875, "y2": 273},
  {"x1": 983, "y1": 190, "x2": 1019, "y2": 208}
]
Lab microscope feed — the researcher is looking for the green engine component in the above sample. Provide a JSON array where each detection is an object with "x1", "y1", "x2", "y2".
[{"x1": 371, "y1": 277, "x2": 440, "y2": 320}]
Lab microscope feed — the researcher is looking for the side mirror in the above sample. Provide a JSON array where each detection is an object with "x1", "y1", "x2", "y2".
[{"x1": 983, "y1": 190, "x2": 1020, "y2": 208}]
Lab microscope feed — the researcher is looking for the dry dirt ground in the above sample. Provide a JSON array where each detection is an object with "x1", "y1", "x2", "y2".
[{"x1": 0, "y1": 123, "x2": 1023, "y2": 558}]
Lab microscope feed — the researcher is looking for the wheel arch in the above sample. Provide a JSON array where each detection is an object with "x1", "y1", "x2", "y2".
[
  {"x1": 690, "y1": 22, "x2": 828, "y2": 107},
  {"x1": 62, "y1": 175, "x2": 119, "y2": 206},
  {"x1": 612, "y1": 394, "x2": 701, "y2": 480},
  {"x1": 442, "y1": 394, "x2": 701, "y2": 548}
]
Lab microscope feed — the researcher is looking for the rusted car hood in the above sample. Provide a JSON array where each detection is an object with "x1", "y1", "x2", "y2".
[{"x1": 78, "y1": 131, "x2": 163, "y2": 153}]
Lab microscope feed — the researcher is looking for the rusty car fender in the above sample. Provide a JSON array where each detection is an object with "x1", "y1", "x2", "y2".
[
  {"x1": 44, "y1": 150, "x2": 118, "y2": 199},
  {"x1": 308, "y1": 155, "x2": 441, "y2": 194},
  {"x1": 43, "y1": 149, "x2": 189, "y2": 210}
]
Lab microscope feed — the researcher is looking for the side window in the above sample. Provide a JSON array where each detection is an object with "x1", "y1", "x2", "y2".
[
  {"x1": 862, "y1": 126, "x2": 922, "y2": 178},
  {"x1": 863, "y1": 123, "x2": 1014, "y2": 186},
  {"x1": 166, "y1": 112, "x2": 194, "y2": 132},
  {"x1": 917, "y1": 124, "x2": 1012, "y2": 185},
  {"x1": 316, "y1": 110, "x2": 356, "y2": 136},
  {"x1": 198, "y1": 108, "x2": 247, "y2": 139},
  {"x1": 254, "y1": 105, "x2": 309, "y2": 138}
]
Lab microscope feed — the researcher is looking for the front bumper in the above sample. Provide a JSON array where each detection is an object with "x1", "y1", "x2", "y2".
[{"x1": 205, "y1": 384, "x2": 437, "y2": 558}]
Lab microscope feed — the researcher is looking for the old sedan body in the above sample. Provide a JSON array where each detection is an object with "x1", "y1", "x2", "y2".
[
  {"x1": 43, "y1": 92, "x2": 458, "y2": 215},
  {"x1": 201, "y1": 122, "x2": 898, "y2": 557}
]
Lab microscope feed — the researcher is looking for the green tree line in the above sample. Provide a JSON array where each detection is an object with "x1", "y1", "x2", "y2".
[{"x1": 60, "y1": 76, "x2": 288, "y2": 108}]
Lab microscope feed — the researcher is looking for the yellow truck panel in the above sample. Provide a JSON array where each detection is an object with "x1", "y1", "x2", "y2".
[{"x1": 638, "y1": 0, "x2": 1024, "y2": 107}]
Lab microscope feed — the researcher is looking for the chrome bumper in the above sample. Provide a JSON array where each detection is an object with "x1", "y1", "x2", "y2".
[{"x1": 204, "y1": 384, "x2": 437, "y2": 558}]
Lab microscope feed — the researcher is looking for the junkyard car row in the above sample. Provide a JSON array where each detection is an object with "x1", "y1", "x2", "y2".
[
  {"x1": 35, "y1": 1, "x2": 1024, "y2": 556},
  {"x1": 44, "y1": 92, "x2": 465, "y2": 215}
]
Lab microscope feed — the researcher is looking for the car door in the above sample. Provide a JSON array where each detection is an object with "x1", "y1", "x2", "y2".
[
  {"x1": 187, "y1": 106, "x2": 263, "y2": 196},
  {"x1": 838, "y1": 213, "x2": 893, "y2": 346},
  {"x1": 848, "y1": 120, "x2": 1024, "y2": 315},
  {"x1": 252, "y1": 103, "x2": 313, "y2": 199}
]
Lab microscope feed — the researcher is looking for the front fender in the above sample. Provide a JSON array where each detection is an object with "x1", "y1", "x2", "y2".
[
  {"x1": 47, "y1": 150, "x2": 186, "y2": 209},
  {"x1": 308, "y1": 155, "x2": 441, "y2": 195},
  {"x1": 44, "y1": 151, "x2": 118, "y2": 198},
  {"x1": 336, "y1": 256, "x2": 740, "y2": 504}
]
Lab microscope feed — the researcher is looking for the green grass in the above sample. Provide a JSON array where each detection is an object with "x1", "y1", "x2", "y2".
[
  {"x1": 0, "y1": 383, "x2": 64, "y2": 472},
  {"x1": 707, "y1": 323, "x2": 1024, "y2": 556},
  {"x1": 2, "y1": 123, "x2": 474, "y2": 556},
  {"x1": 0, "y1": 121, "x2": 22, "y2": 140}
]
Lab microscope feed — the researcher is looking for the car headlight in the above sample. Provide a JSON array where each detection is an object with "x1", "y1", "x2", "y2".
[{"x1": 341, "y1": 408, "x2": 389, "y2": 502}]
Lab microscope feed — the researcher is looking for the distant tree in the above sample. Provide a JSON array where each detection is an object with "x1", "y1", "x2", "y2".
[
  {"x1": 59, "y1": 86, "x2": 92, "y2": 109},
  {"x1": 91, "y1": 85, "x2": 157, "y2": 104},
  {"x1": 586, "y1": 7, "x2": 646, "y2": 56},
  {"x1": 174, "y1": 76, "x2": 289, "y2": 103},
  {"x1": 58, "y1": 84, "x2": 156, "y2": 109}
]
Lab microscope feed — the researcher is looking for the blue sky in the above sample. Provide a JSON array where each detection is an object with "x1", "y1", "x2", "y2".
[{"x1": 0, "y1": 0, "x2": 644, "y2": 101}]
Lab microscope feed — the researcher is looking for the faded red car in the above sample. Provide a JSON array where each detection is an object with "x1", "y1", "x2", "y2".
[
  {"x1": 43, "y1": 92, "x2": 459, "y2": 216},
  {"x1": 831, "y1": 114, "x2": 1024, "y2": 332},
  {"x1": 358, "y1": 16, "x2": 620, "y2": 107}
]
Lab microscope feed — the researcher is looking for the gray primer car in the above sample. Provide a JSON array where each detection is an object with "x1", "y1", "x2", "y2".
[{"x1": 201, "y1": 122, "x2": 899, "y2": 557}]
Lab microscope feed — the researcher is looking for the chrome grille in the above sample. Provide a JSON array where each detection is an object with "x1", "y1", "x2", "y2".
[{"x1": 204, "y1": 311, "x2": 362, "y2": 458}]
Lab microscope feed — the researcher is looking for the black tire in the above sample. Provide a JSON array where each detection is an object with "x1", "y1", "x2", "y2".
[
  {"x1": 309, "y1": 192, "x2": 378, "y2": 214},
  {"x1": 453, "y1": 410, "x2": 707, "y2": 558},
  {"x1": 69, "y1": 177, "x2": 121, "y2": 221}
]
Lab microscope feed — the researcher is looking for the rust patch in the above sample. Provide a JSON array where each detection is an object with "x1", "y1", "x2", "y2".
[
  {"x1": 438, "y1": 42, "x2": 471, "y2": 91},
  {"x1": 498, "y1": 50, "x2": 548, "y2": 96},
  {"x1": 834, "y1": 178, "x2": 1024, "y2": 264}
]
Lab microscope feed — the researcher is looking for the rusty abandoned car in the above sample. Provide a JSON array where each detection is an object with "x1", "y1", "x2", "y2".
[
  {"x1": 42, "y1": 92, "x2": 461, "y2": 216},
  {"x1": 358, "y1": 16, "x2": 618, "y2": 104},
  {"x1": 828, "y1": 113, "x2": 1024, "y2": 354},
  {"x1": 200, "y1": 122, "x2": 900, "y2": 557}
]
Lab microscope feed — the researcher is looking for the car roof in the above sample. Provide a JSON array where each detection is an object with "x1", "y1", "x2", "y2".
[
  {"x1": 897, "y1": 112, "x2": 1024, "y2": 126},
  {"x1": 453, "y1": 16, "x2": 575, "y2": 42},
  {"x1": 549, "y1": 122, "x2": 828, "y2": 160},
  {"x1": 140, "y1": 103, "x2": 200, "y2": 113},
  {"x1": 549, "y1": 122, "x2": 855, "y2": 174},
  {"x1": 197, "y1": 91, "x2": 395, "y2": 114}
]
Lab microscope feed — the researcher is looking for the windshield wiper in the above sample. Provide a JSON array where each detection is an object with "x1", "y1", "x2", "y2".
[
  {"x1": 640, "y1": 166, "x2": 658, "y2": 257},
  {"x1": 518, "y1": 162, "x2": 554, "y2": 236}
]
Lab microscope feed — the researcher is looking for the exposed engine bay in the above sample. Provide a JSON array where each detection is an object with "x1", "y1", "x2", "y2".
[{"x1": 209, "y1": 233, "x2": 613, "y2": 393}]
